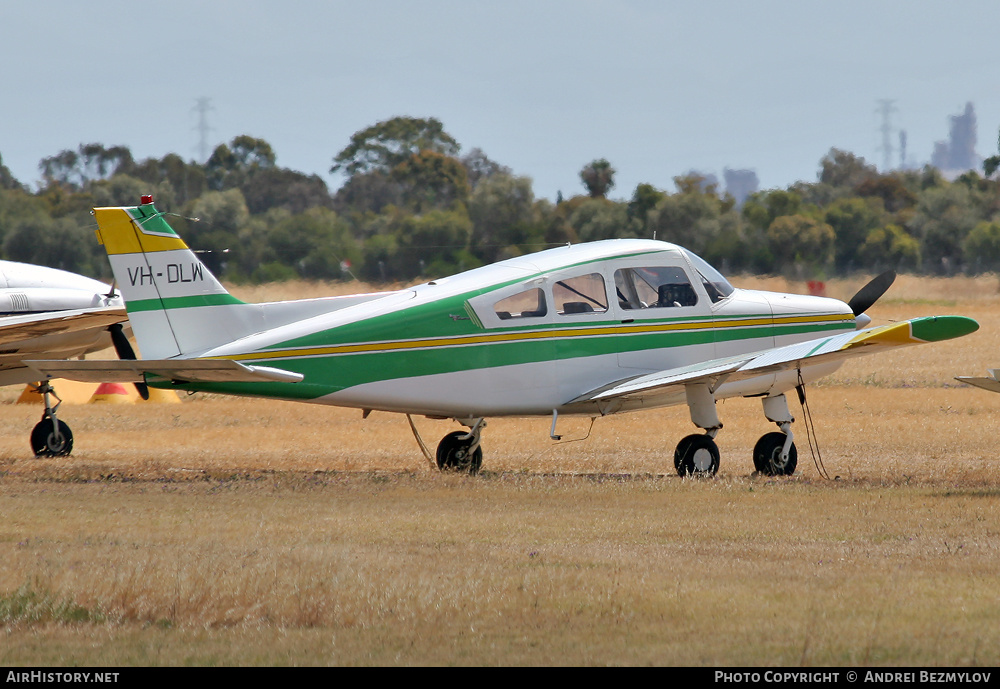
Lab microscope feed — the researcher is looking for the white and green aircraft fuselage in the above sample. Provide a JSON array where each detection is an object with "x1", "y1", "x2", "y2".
[{"x1": 27, "y1": 198, "x2": 979, "y2": 476}]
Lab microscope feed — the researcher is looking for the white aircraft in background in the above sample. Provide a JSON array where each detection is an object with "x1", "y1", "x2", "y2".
[
  {"x1": 0, "y1": 260, "x2": 129, "y2": 456},
  {"x1": 27, "y1": 196, "x2": 980, "y2": 476}
]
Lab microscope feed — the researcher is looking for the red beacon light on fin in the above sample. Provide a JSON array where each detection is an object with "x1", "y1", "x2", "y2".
[{"x1": 140, "y1": 195, "x2": 154, "y2": 205}]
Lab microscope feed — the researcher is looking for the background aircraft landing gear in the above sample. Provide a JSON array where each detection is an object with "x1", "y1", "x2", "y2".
[
  {"x1": 752, "y1": 432, "x2": 797, "y2": 476},
  {"x1": 30, "y1": 382, "x2": 73, "y2": 457},
  {"x1": 674, "y1": 434, "x2": 720, "y2": 477},
  {"x1": 436, "y1": 419, "x2": 485, "y2": 475},
  {"x1": 31, "y1": 417, "x2": 73, "y2": 457}
]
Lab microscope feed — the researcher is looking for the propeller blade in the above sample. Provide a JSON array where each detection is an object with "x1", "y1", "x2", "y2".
[
  {"x1": 847, "y1": 270, "x2": 896, "y2": 317},
  {"x1": 108, "y1": 323, "x2": 149, "y2": 400}
]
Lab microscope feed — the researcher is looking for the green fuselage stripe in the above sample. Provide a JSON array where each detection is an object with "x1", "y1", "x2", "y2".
[{"x1": 157, "y1": 315, "x2": 854, "y2": 400}]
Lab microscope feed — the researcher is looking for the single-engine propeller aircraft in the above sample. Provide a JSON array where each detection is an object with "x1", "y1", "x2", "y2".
[
  {"x1": 26, "y1": 196, "x2": 980, "y2": 475},
  {"x1": 0, "y1": 259, "x2": 129, "y2": 455}
]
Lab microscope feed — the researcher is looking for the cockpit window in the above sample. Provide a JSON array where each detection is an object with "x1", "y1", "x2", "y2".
[
  {"x1": 493, "y1": 288, "x2": 547, "y2": 320},
  {"x1": 553, "y1": 273, "x2": 608, "y2": 315},
  {"x1": 615, "y1": 266, "x2": 698, "y2": 309},
  {"x1": 685, "y1": 251, "x2": 734, "y2": 303}
]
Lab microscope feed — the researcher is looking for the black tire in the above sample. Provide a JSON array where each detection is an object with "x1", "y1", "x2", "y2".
[
  {"x1": 436, "y1": 431, "x2": 483, "y2": 475},
  {"x1": 753, "y1": 432, "x2": 797, "y2": 476},
  {"x1": 674, "y1": 433, "x2": 719, "y2": 477},
  {"x1": 31, "y1": 418, "x2": 73, "y2": 457}
]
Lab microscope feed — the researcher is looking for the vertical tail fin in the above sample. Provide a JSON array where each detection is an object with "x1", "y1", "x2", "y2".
[{"x1": 94, "y1": 198, "x2": 249, "y2": 358}]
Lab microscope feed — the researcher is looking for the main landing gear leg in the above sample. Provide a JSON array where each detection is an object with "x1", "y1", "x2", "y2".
[
  {"x1": 753, "y1": 394, "x2": 797, "y2": 476},
  {"x1": 674, "y1": 384, "x2": 721, "y2": 477},
  {"x1": 30, "y1": 382, "x2": 74, "y2": 457},
  {"x1": 436, "y1": 418, "x2": 485, "y2": 475}
]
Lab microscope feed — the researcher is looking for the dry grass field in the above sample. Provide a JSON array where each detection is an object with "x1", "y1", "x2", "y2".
[{"x1": 1, "y1": 274, "x2": 999, "y2": 666}]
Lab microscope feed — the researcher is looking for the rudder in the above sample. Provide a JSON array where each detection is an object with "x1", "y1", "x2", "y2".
[{"x1": 94, "y1": 196, "x2": 250, "y2": 358}]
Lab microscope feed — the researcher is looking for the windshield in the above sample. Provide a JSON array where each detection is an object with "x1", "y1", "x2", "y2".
[{"x1": 684, "y1": 251, "x2": 734, "y2": 303}]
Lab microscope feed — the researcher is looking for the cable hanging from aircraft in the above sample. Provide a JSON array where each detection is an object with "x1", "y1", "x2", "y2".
[{"x1": 796, "y1": 371, "x2": 831, "y2": 481}]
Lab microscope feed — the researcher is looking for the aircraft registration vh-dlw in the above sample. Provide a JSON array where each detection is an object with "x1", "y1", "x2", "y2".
[{"x1": 26, "y1": 196, "x2": 979, "y2": 476}]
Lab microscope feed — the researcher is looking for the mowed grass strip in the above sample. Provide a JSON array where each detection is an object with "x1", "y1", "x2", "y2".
[
  {"x1": 1, "y1": 474, "x2": 998, "y2": 666},
  {"x1": 0, "y1": 273, "x2": 998, "y2": 665}
]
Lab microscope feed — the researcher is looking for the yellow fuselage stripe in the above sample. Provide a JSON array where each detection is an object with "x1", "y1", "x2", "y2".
[{"x1": 213, "y1": 313, "x2": 853, "y2": 362}]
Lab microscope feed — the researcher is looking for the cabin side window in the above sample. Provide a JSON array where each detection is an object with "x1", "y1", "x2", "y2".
[
  {"x1": 615, "y1": 266, "x2": 698, "y2": 310},
  {"x1": 553, "y1": 273, "x2": 608, "y2": 315},
  {"x1": 493, "y1": 288, "x2": 547, "y2": 320}
]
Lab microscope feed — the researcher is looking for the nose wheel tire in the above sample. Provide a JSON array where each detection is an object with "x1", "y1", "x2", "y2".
[
  {"x1": 674, "y1": 433, "x2": 720, "y2": 477},
  {"x1": 436, "y1": 431, "x2": 483, "y2": 475},
  {"x1": 31, "y1": 418, "x2": 73, "y2": 457},
  {"x1": 753, "y1": 432, "x2": 797, "y2": 476}
]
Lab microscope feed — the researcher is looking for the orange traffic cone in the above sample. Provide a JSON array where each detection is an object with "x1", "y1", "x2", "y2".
[{"x1": 88, "y1": 382, "x2": 136, "y2": 404}]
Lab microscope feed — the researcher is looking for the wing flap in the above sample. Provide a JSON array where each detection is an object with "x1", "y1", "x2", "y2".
[
  {"x1": 574, "y1": 356, "x2": 752, "y2": 403},
  {"x1": 24, "y1": 358, "x2": 304, "y2": 384},
  {"x1": 573, "y1": 316, "x2": 979, "y2": 404}
]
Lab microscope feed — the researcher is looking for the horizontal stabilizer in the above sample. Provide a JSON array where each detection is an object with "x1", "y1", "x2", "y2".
[{"x1": 24, "y1": 358, "x2": 304, "y2": 385}]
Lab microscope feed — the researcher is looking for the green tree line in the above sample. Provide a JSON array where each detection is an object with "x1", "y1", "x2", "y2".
[{"x1": 2, "y1": 118, "x2": 1000, "y2": 283}]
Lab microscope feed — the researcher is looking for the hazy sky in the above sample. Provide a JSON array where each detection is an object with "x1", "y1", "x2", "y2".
[{"x1": 3, "y1": 1, "x2": 998, "y2": 201}]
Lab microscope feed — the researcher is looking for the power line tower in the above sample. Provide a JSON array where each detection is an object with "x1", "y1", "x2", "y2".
[
  {"x1": 192, "y1": 97, "x2": 214, "y2": 163},
  {"x1": 875, "y1": 99, "x2": 898, "y2": 172}
]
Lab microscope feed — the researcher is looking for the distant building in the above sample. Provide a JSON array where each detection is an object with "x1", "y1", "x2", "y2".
[
  {"x1": 931, "y1": 102, "x2": 981, "y2": 176},
  {"x1": 723, "y1": 168, "x2": 759, "y2": 206}
]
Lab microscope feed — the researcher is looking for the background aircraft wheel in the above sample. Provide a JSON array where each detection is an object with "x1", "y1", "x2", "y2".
[
  {"x1": 753, "y1": 432, "x2": 797, "y2": 476},
  {"x1": 674, "y1": 433, "x2": 719, "y2": 477},
  {"x1": 31, "y1": 418, "x2": 74, "y2": 457},
  {"x1": 436, "y1": 431, "x2": 483, "y2": 475}
]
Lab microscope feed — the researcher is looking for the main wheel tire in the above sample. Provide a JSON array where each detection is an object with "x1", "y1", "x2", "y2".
[
  {"x1": 31, "y1": 418, "x2": 73, "y2": 457},
  {"x1": 436, "y1": 431, "x2": 483, "y2": 475},
  {"x1": 674, "y1": 433, "x2": 719, "y2": 477},
  {"x1": 753, "y1": 432, "x2": 797, "y2": 476}
]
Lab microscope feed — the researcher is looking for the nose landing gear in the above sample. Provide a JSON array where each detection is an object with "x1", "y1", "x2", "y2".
[{"x1": 753, "y1": 394, "x2": 797, "y2": 476}]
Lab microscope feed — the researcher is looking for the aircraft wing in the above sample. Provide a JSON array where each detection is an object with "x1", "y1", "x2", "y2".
[
  {"x1": 956, "y1": 369, "x2": 1000, "y2": 393},
  {"x1": 570, "y1": 316, "x2": 979, "y2": 405},
  {"x1": 23, "y1": 358, "x2": 305, "y2": 385},
  {"x1": 0, "y1": 306, "x2": 127, "y2": 346}
]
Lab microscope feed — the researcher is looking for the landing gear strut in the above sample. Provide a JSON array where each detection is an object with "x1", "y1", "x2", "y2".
[
  {"x1": 30, "y1": 382, "x2": 73, "y2": 457},
  {"x1": 675, "y1": 383, "x2": 721, "y2": 477},
  {"x1": 436, "y1": 418, "x2": 485, "y2": 475},
  {"x1": 753, "y1": 394, "x2": 797, "y2": 476}
]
